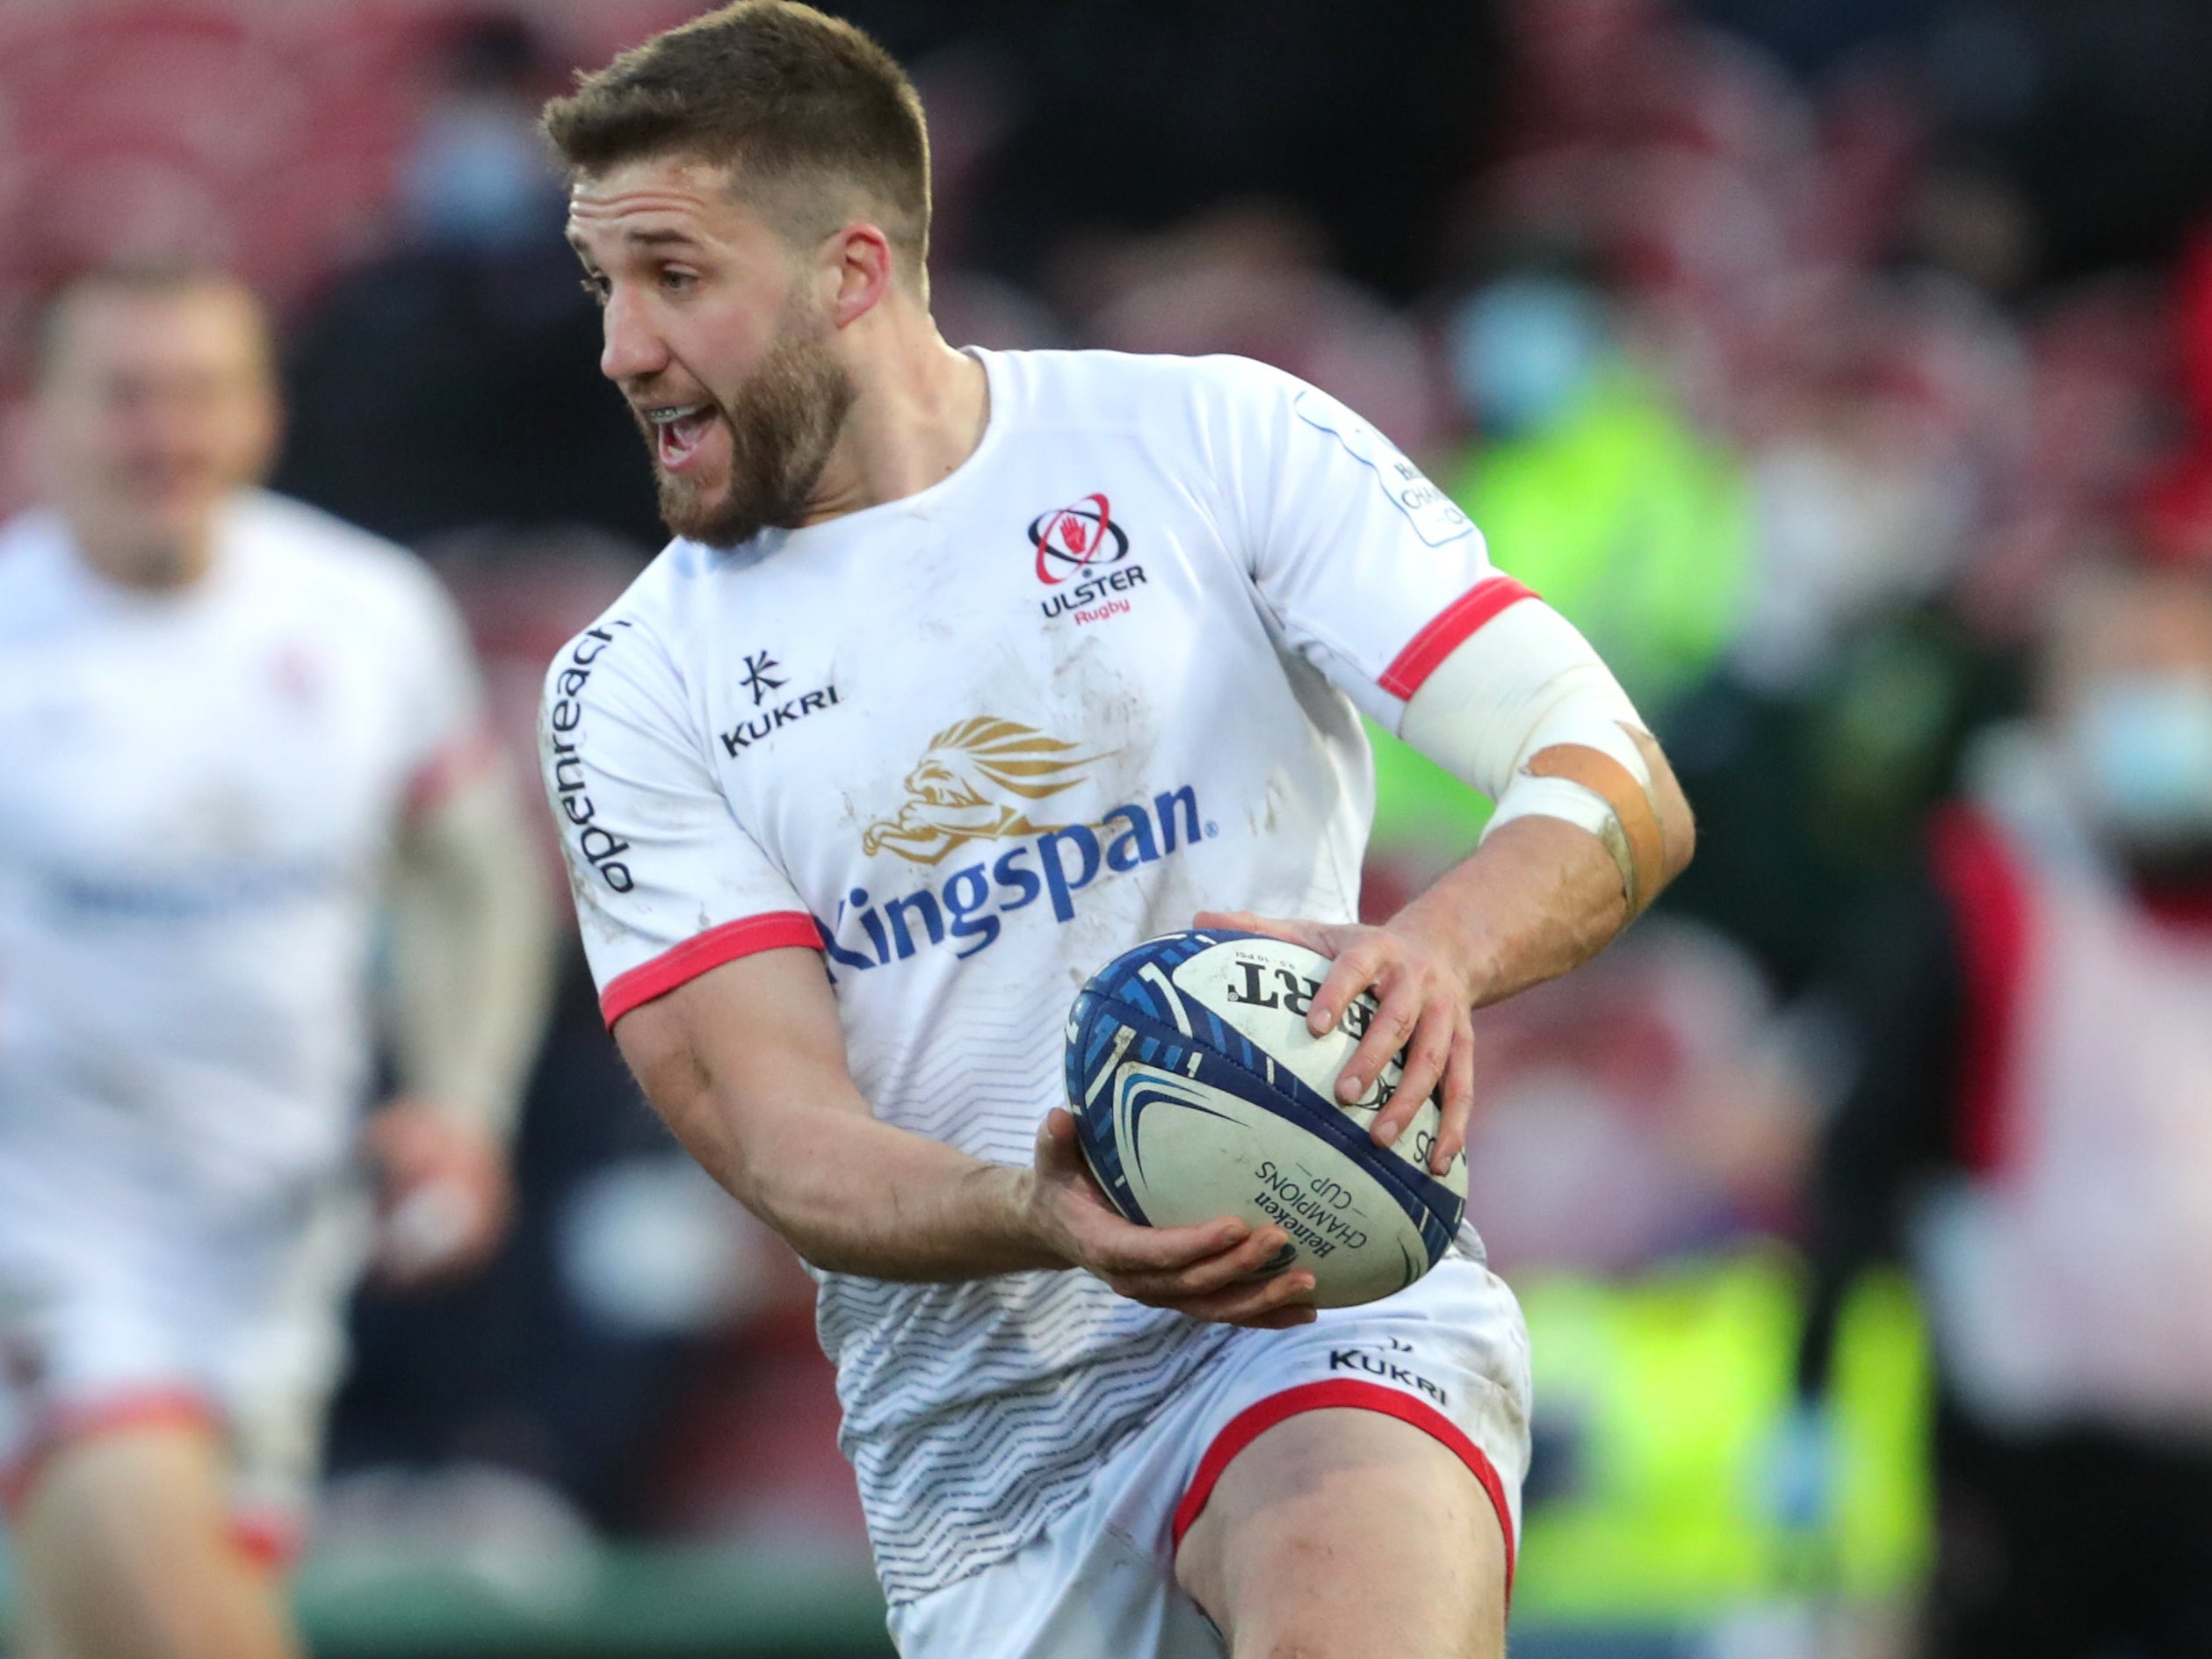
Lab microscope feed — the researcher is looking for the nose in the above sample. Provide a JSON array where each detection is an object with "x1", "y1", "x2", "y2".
[
  {"x1": 123, "y1": 380, "x2": 222, "y2": 464},
  {"x1": 598, "y1": 286, "x2": 669, "y2": 386}
]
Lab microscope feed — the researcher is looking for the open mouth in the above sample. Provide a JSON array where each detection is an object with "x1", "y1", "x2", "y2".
[{"x1": 647, "y1": 403, "x2": 719, "y2": 472}]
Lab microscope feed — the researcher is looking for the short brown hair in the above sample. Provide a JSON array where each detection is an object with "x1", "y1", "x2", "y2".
[
  {"x1": 30, "y1": 262, "x2": 268, "y2": 386},
  {"x1": 542, "y1": 2, "x2": 930, "y2": 277}
]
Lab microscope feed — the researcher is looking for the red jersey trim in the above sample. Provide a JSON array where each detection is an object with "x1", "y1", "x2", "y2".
[
  {"x1": 1927, "y1": 804, "x2": 2035, "y2": 1174},
  {"x1": 1377, "y1": 577, "x2": 1539, "y2": 702},
  {"x1": 1169, "y1": 1378, "x2": 1517, "y2": 1600},
  {"x1": 600, "y1": 911, "x2": 825, "y2": 1028},
  {"x1": 0, "y1": 1387, "x2": 219, "y2": 1516},
  {"x1": 231, "y1": 1511, "x2": 305, "y2": 1572}
]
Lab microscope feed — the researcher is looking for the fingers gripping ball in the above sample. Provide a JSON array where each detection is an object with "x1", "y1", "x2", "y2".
[{"x1": 1065, "y1": 929, "x2": 1468, "y2": 1308}]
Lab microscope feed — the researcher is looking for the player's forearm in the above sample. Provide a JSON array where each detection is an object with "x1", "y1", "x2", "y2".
[
  {"x1": 387, "y1": 772, "x2": 557, "y2": 1138},
  {"x1": 763, "y1": 1129, "x2": 1059, "y2": 1280},
  {"x1": 618, "y1": 955, "x2": 1074, "y2": 1281},
  {"x1": 1391, "y1": 813, "x2": 1638, "y2": 1009},
  {"x1": 653, "y1": 1078, "x2": 1059, "y2": 1280},
  {"x1": 1399, "y1": 727, "x2": 1693, "y2": 1007}
]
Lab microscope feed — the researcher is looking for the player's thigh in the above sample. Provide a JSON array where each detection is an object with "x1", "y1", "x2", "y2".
[
  {"x1": 1175, "y1": 1405, "x2": 1507, "y2": 1659},
  {"x1": 14, "y1": 1421, "x2": 300, "y2": 1659}
]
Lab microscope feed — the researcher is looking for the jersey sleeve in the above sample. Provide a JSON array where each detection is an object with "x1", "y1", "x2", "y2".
[
  {"x1": 1202, "y1": 358, "x2": 1537, "y2": 732},
  {"x1": 390, "y1": 562, "x2": 498, "y2": 818},
  {"x1": 540, "y1": 618, "x2": 821, "y2": 1028}
]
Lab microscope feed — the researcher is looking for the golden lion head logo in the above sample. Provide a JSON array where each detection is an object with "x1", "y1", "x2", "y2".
[{"x1": 861, "y1": 718, "x2": 1102, "y2": 864}]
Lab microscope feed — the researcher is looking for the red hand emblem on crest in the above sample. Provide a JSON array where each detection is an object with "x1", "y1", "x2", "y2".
[{"x1": 1032, "y1": 494, "x2": 1116, "y2": 584}]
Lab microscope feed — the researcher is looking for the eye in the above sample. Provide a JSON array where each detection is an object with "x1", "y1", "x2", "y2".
[
  {"x1": 659, "y1": 267, "x2": 698, "y2": 295},
  {"x1": 579, "y1": 271, "x2": 611, "y2": 307}
]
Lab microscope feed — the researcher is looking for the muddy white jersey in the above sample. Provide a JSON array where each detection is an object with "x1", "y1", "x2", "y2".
[
  {"x1": 543, "y1": 349, "x2": 1533, "y2": 1601},
  {"x1": 0, "y1": 491, "x2": 487, "y2": 1209}
]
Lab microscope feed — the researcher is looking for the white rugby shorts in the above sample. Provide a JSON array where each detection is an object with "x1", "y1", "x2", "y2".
[
  {"x1": 0, "y1": 1154, "x2": 366, "y2": 1563},
  {"x1": 886, "y1": 1255, "x2": 1531, "y2": 1659}
]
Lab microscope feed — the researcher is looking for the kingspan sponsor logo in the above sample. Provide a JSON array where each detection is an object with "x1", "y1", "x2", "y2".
[
  {"x1": 823, "y1": 717, "x2": 1217, "y2": 972},
  {"x1": 823, "y1": 785, "x2": 1214, "y2": 972}
]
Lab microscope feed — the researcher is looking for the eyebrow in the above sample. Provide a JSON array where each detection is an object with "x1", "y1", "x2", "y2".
[{"x1": 565, "y1": 224, "x2": 706, "y2": 259}]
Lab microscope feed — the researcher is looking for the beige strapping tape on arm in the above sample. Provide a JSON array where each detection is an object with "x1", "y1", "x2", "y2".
[
  {"x1": 1398, "y1": 598, "x2": 1663, "y2": 914},
  {"x1": 1523, "y1": 742, "x2": 1668, "y2": 916}
]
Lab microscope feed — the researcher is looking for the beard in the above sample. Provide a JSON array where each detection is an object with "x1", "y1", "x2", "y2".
[{"x1": 643, "y1": 305, "x2": 856, "y2": 551}]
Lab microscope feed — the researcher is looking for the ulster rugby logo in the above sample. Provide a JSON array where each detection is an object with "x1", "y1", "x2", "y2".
[
  {"x1": 1030, "y1": 493, "x2": 1147, "y2": 625},
  {"x1": 861, "y1": 718, "x2": 1102, "y2": 864},
  {"x1": 1030, "y1": 494, "x2": 1130, "y2": 584}
]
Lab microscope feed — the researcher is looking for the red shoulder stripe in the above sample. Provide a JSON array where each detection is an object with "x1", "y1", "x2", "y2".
[
  {"x1": 600, "y1": 912, "x2": 825, "y2": 1028},
  {"x1": 1377, "y1": 577, "x2": 1538, "y2": 701}
]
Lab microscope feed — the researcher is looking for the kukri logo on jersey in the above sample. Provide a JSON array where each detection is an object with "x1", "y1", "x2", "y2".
[
  {"x1": 1030, "y1": 493, "x2": 1147, "y2": 625},
  {"x1": 719, "y1": 646, "x2": 841, "y2": 756},
  {"x1": 824, "y1": 717, "x2": 1214, "y2": 974}
]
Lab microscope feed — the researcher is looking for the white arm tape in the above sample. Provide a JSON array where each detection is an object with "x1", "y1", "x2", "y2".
[{"x1": 1397, "y1": 599, "x2": 1651, "y2": 840}]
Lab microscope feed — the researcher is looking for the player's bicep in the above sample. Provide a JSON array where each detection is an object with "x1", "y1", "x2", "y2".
[{"x1": 612, "y1": 947, "x2": 873, "y2": 1209}]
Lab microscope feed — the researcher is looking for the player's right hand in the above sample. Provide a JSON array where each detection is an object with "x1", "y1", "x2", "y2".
[
  {"x1": 1028, "y1": 1108, "x2": 1318, "y2": 1329},
  {"x1": 363, "y1": 1100, "x2": 513, "y2": 1288}
]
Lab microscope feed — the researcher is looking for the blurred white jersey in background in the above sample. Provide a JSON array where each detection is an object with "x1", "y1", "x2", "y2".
[{"x1": 0, "y1": 488, "x2": 487, "y2": 1526}]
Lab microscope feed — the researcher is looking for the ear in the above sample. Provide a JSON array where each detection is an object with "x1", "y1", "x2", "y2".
[
  {"x1": 823, "y1": 222, "x2": 895, "y2": 328},
  {"x1": 241, "y1": 377, "x2": 285, "y2": 487}
]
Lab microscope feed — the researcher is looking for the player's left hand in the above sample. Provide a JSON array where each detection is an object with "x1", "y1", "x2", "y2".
[
  {"x1": 1193, "y1": 910, "x2": 1474, "y2": 1176},
  {"x1": 362, "y1": 1100, "x2": 513, "y2": 1287}
]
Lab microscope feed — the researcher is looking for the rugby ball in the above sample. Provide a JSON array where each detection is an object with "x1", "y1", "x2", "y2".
[{"x1": 1064, "y1": 929, "x2": 1467, "y2": 1308}]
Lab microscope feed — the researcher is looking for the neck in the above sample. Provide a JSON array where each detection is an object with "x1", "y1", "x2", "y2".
[
  {"x1": 799, "y1": 299, "x2": 987, "y2": 524},
  {"x1": 62, "y1": 508, "x2": 218, "y2": 594}
]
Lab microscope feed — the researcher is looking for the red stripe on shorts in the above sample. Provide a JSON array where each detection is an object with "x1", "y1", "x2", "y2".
[
  {"x1": 231, "y1": 1511, "x2": 305, "y2": 1571},
  {"x1": 1377, "y1": 577, "x2": 1538, "y2": 701},
  {"x1": 0, "y1": 1387, "x2": 219, "y2": 1515},
  {"x1": 1170, "y1": 1377, "x2": 1517, "y2": 1597}
]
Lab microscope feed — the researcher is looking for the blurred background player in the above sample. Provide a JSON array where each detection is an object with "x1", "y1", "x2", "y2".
[
  {"x1": 1793, "y1": 556, "x2": 2212, "y2": 1659},
  {"x1": 0, "y1": 266, "x2": 553, "y2": 1659}
]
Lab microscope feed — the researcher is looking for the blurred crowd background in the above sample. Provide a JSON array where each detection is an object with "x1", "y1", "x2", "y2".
[{"x1": 8, "y1": 0, "x2": 2212, "y2": 1655}]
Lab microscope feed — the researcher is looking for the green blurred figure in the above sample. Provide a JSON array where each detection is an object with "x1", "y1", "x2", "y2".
[
  {"x1": 1445, "y1": 275, "x2": 1752, "y2": 725},
  {"x1": 1363, "y1": 272, "x2": 1752, "y2": 914}
]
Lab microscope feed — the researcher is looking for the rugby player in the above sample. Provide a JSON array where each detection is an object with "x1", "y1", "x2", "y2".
[
  {"x1": 0, "y1": 268, "x2": 553, "y2": 1659},
  {"x1": 540, "y1": 7, "x2": 1693, "y2": 1655}
]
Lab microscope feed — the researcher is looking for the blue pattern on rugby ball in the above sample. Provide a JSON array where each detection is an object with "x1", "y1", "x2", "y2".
[{"x1": 1064, "y1": 928, "x2": 1467, "y2": 1306}]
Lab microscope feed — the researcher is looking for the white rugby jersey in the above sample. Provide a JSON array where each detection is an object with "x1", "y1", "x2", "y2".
[
  {"x1": 0, "y1": 491, "x2": 488, "y2": 1208},
  {"x1": 544, "y1": 350, "x2": 1534, "y2": 1600}
]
